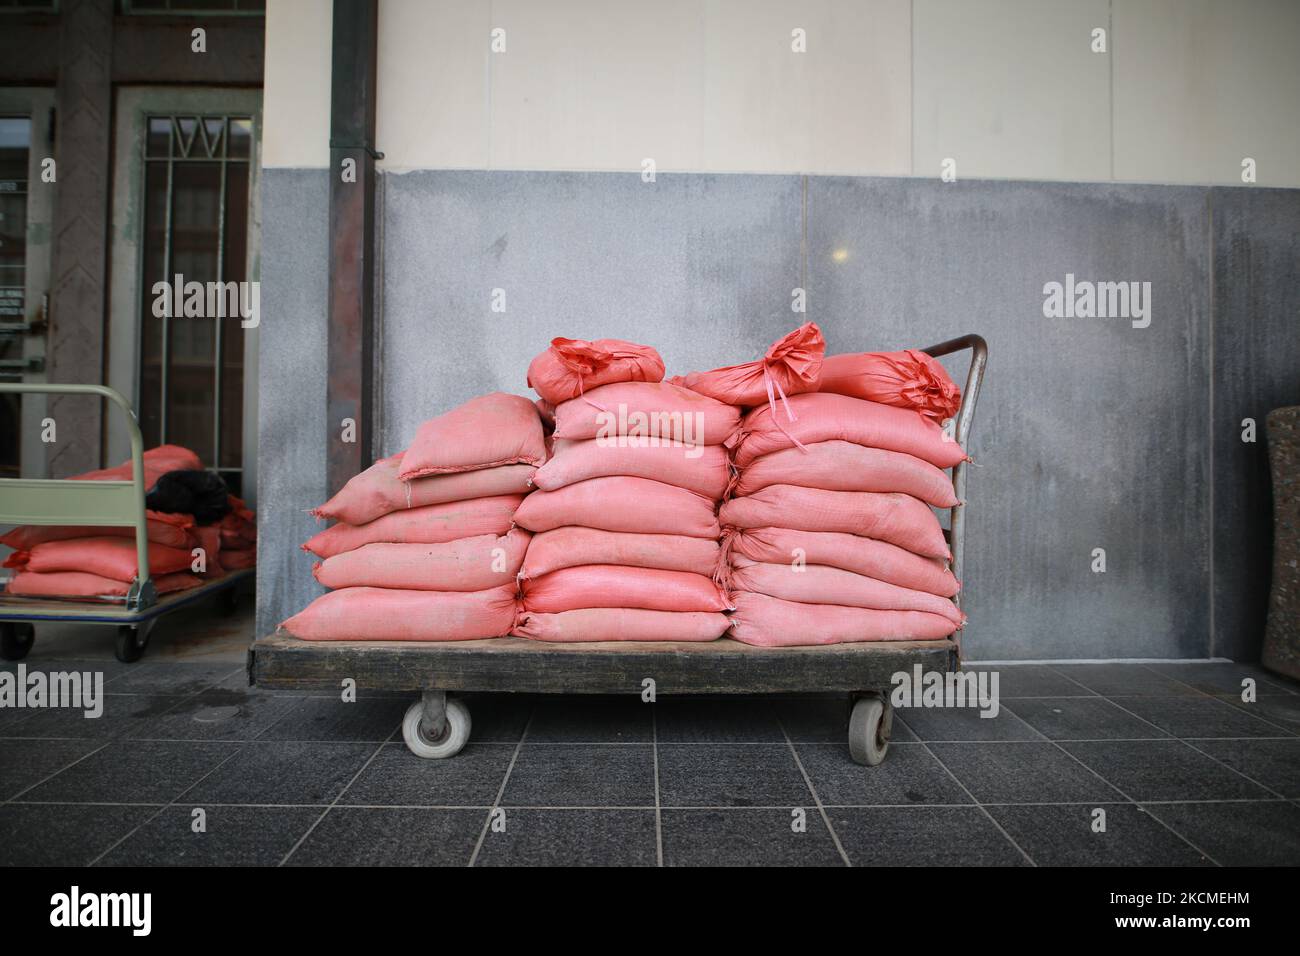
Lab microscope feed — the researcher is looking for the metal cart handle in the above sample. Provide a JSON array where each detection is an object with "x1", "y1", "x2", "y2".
[
  {"x1": 0, "y1": 383, "x2": 156, "y2": 609},
  {"x1": 920, "y1": 334, "x2": 988, "y2": 662}
]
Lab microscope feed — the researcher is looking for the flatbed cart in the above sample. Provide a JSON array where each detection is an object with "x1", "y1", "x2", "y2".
[
  {"x1": 252, "y1": 335, "x2": 987, "y2": 766},
  {"x1": 0, "y1": 383, "x2": 253, "y2": 663}
]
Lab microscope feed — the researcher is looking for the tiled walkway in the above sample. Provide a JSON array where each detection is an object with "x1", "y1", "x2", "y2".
[{"x1": 2, "y1": 648, "x2": 1298, "y2": 866}]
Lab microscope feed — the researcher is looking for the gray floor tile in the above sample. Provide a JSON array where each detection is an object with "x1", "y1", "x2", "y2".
[
  {"x1": 458, "y1": 692, "x2": 533, "y2": 742},
  {"x1": 1188, "y1": 738, "x2": 1300, "y2": 798},
  {"x1": 3, "y1": 694, "x2": 187, "y2": 740},
  {"x1": 1211, "y1": 693, "x2": 1300, "y2": 734},
  {"x1": 967, "y1": 664, "x2": 1097, "y2": 698},
  {"x1": 796, "y1": 743, "x2": 972, "y2": 806},
  {"x1": 776, "y1": 698, "x2": 917, "y2": 743},
  {"x1": 1061, "y1": 740, "x2": 1274, "y2": 802},
  {"x1": 1144, "y1": 662, "x2": 1298, "y2": 697},
  {"x1": 1052, "y1": 664, "x2": 1199, "y2": 697},
  {"x1": 526, "y1": 695, "x2": 651, "y2": 743},
  {"x1": 1005, "y1": 697, "x2": 1169, "y2": 740},
  {"x1": 128, "y1": 688, "x2": 303, "y2": 741},
  {"x1": 1145, "y1": 801, "x2": 1300, "y2": 866},
  {"x1": 285, "y1": 807, "x2": 483, "y2": 866},
  {"x1": 340, "y1": 742, "x2": 512, "y2": 806},
  {"x1": 986, "y1": 804, "x2": 1211, "y2": 866},
  {"x1": 101, "y1": 661, "x2": 243, "y2": 696},
  {"x1": 257, "y1": 697, "x2": 406, "y2": 741},
  {"x1": 895, "y1": 705, "x2": 1040, "y2": 742},
  {"x1": 0, "y1": 738, "x2": 105, "y2": 801},
  {"x1": 661, "y1": 808, "x2": 845, "y2": 866},
  {"x1": 501, "y1": 744, "x2": 654, "y2": 807},
  {"x1": 655, "y1": 698, "x2": 785, "y2": 743},
  {"x1": 0, "y1": 804, "x2": 145, "y2": 866},
  {"x1": 930, "y1": 742, "x2": 1124, "y2": 804},
  {"x1": 95, "y1": 805, "x2": 322, "y2": 866},
  {"x1": 19, "y1": 739, "x2": 240, "y2": 804},
  {"x1": 1108, "y1": 695, "x2": 1293, "y2": 739},
  {"x1": 657, "y1": 744, "x2": 811, "y2": 807},
  {"x1": 474, "y1": 809, "x2": 658, "y2": 866},
  {"x1": 179, "y1": 741, "x2": 377, "y2": 805},
  {"x1": 829, "y1": 807, "x2": 1028, "y2": 866}
]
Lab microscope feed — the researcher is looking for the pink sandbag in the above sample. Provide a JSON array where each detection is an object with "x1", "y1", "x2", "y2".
[
  {"x1": 1, "y1": 509, "x2": 196, "y2": 551},
  {"x1": 733, "y1": 440, "x2": 958, "y2": 507},
  {"x1": 521, "y1": 527, "x2": 720, "y2": 579},
  {"x1": 728, "y1": 557, "x2": 964, "y2": 625},
  {"x1": 534, "y1": 439, "x2": 730, "y2": 499},
  {"x1": 280, "y1": 585, "x2": 517, "y2": 642},
  {"x1": 521, "y1": 565, "x2": 730, "y2": 614},
  {"x1": 302, "y1": 494, "x2": 524, "y2": 559},
  {"x1": 192, "y1": 525, "x2": 225, "y2": 577},
  {"x1": 727, "y1": 527, "x2": 958, "y2": 597},
  {"x1": 313, "y1": 451, "x2": 536, "y2": 526},
  {"x1": 728, "y1": 591, "x2": 957, "y2": 647},
  {"x1": 527, "y1": 337, "x2": 666, "y2": 405},
  {"x1": 513, "y1": 477, "x2": 720, "y2": 538},
  {"x1": 3, "y1": 570, "x2": 203, "y2": 599},
  {"x1": 668, "y1": 322, "x2": 825, "y2": 408},
  {"x1": 398, "y1": 393, "x2": 545, "y2": 480},
  {"x1": 73, "y1": 444, "x2": 203, "y2": 486},
  {"x1": 513, "y1": 608, "x2": 730, "y2": 643},
  {"x1": 6, "y1": 537, "x2": 195, "y2": 582},
  {"x1": 733, "y1": 392, "x2": 967, "y2": 470},
  {"x1": 819, "y1": 349, "x2": 961, "y2": 422},
  {"x1": 221, "y1": 548, "x2": 256, "y2": 570},
  {"x1": 720, "y1": 485, "x2": 949, "y2": 560},
  {"x1": 313, "y1": 530, "x2": 529, "y2": 592},
  {"x1": 552, "y1": 381, "x2": 742, "y2": 446}
]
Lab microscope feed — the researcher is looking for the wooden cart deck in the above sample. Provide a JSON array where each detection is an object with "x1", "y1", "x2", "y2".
[{"x1": 250, "y1": 632, "x2": 957, "y2": 695}]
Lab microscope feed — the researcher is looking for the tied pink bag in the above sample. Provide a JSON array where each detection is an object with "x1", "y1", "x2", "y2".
[
  {"x1": 733, "y1": 392, "x2": 967, "y2": 470},
  {"x1": 398, "y1": 393, "x2": 546, "y2": 480},
  {"x1": 733, "y1": 440, "x2": 958, "y2": 507},
  {"x1": 820, "y1": 349, "x2": 960, "y2": 423},
  {"x1": 521, "y1": 565, "x2": 731, "y2": 614},
  {"x1": 281, "y1": 585, "x2": 518, "y2": 642},
  {"x1": 669, "y1": 322, "x2": 825, "y2": 410},
  {"x1": 312, "y1": 452, "x2": 535, "y2": 526},
  {"x1": 728, "y1": 556, "x2": 965, "y2": 626},
  {"x1": 527, "y1": 337, "x2": 666, "y2": 405},
  {"x1": 302, "y1": 495, "x2": 524, "y2": 559},
  {"x1": 6, "y1": 537, "x2": 195, "y2": 582},
  {"x1": 725, "y1": 527, "x2": 959, "y2": 597},
  {"x1": 728, "y1": 591, "x2": 958, "y2": 647},
  {"x1": 719, "y1": 485, "x2": 950, "y2": 560},
  {"x1": 520, "y1": 527, "x2": 720, "y2": 579},
  {"x1": 4, "y1": 570, "x2": 203, "y2": 599},
  {"x1": 513, "y1": 609, "x2": 730, "y2": 643},
  {"x1": 313, "y1": 530, "x2": 530, "y2": 592},
  {"x1": 534, "y1": 439, "x2": 731, "y2": 500}
]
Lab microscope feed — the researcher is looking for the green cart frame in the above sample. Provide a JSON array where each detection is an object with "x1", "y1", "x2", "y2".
[
  {"x1": 253, "y1": 335, "x2": 987, "y2": 766},
  {"x1": 0, "y1": 383, "x2": 253, "y2": 663}
]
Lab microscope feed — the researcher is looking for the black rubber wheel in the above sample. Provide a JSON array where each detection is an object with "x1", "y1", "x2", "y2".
[
  {"x1": 216, "y1": 586, "x2": 241, "y2": 617},
  {"x1": 0, "y1": 623, "x2": 35, "y2": 661},
  {"x1": 115, "y1": 621, "x2": 153, "y2": 663}
]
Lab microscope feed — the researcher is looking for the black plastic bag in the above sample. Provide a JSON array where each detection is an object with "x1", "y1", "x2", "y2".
[{"x1": 146, "y1": 469, "x2": 232, "y2": 525}]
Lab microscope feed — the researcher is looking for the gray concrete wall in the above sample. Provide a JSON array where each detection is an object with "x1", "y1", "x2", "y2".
[{"x1": 257, "y1": 169, "x2": 1298, "y2": 661}]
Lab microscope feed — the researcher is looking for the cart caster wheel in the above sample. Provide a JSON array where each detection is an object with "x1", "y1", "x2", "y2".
[
  {"x1": 0, "y1": 623, "x2": 35, "y2": 661},
  {"x1": 402, "y1": 697, "x2": 471, "y2": 759},
  {"x1": 216, "y1": 587, "x2": 241, "y2": 617},
  {"x1": 849, "y1": 696, "x2": 892, "y2": 766},
  {"x1": 115, "y1": 620, "x2": 154, "y2": 663}
]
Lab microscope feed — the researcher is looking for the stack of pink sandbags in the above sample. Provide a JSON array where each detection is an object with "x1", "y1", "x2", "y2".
[
  {"x1": 511, "y1": 338, "x2": 737, "y2": 643},
  {"x1": 2, "y1": 445, "x2": 223, "y2": 600},
  {"x1": 280, "y1": 393, "x2": 543, "y2": 641},
  {"x1": 717, "y1": 349, "x2": 970, "y2": 647}
]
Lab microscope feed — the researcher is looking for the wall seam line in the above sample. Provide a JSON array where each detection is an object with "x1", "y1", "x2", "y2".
[{"x1": 1207, "y1": 192, "x2": 1216, "y2": 659}]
